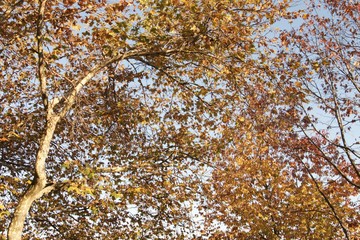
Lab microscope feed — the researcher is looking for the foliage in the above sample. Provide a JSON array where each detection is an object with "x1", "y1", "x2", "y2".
[
  {"x1": 0, "y1": 0, "x2": 359, "y2": 239},
  {"x1": 205, "y1": 0, "x2": 360, "y2": 238}
]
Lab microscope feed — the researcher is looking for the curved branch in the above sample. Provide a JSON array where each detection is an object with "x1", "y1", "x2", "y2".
[{"x1": 7, "y1": 47, "x2": 189, "y2": 240}]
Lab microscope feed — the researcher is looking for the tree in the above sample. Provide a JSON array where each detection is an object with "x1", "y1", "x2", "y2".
[
  {"x1": 3, "y1": 0, "x2": 358, "y2": 239},
  {"x1": 204, "y1": 0, "x2": 360, "y2": 238},
  {"x1": 287, "y1": 0, "x2": 360, "y2": 237},
  {"x1": 0, "y1": 0, "x2": 291, "y2": 239},
  {"x1": 280, "y1": 0, "x2": 360, "y2": 188}
]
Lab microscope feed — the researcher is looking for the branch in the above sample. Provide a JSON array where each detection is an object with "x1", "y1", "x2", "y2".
[
  {"x1": 57, "y1": 49, "x2": 183, "y2": 119},
  {"x1": 8, "y1": 47, "x2": 191, "y2": 240},
  {"x1": 95, "y1": 166, "x2": 128, "y2": 173},
  {"x1": 329, "y1": 81, "x2": 360, "y2": 179},
  {"x1": 36, "y1": 0, "x2": 48, "y2": 109},
  {"x1": 302, "y1": 161, "x2": 350, "y2": 240},
  {"x1": 300, "y1": 127, "x2": 360, "y2": 189}
]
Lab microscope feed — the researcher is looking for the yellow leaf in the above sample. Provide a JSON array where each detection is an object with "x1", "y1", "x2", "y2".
[
  {"x1": 295, "y1": 81, "x2": 302, "y2": 88},
  {"x1": 71, "y1": 24, "x2": 81, "y2": 31},
  {"x1": 190, "y1": 25, "x2": 199, "y2": 33}
]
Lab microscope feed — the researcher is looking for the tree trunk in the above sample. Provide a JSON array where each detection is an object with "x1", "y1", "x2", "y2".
[{"x1": 8, "y1": 117, "x2": 59, "y2": 240}]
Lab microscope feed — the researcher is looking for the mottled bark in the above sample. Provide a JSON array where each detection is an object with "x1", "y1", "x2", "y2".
[
  {"x1": 8, "y1": 117, "x2": 59, "y2": 240},
  {"x1": 7, "y1": 45, "x2": 177, "y2": 239}
]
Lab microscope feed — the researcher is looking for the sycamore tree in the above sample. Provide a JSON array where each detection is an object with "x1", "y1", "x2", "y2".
[
  {"x1": 0, "y1": 0, "x2": 293, "y2": 239},
  {"x1": 205, "y1": 0, "x2": 360, "y2": 239},
  {"x1": 2, "y1": 0, "x2": 358, "y2": 239}
]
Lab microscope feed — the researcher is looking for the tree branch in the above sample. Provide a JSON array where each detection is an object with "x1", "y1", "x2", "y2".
[
  {"x1": 8, "y1": 47, "x2": 189, "y2": 240},
  {"x1": 302, "y1": 161, "x2": 350, "y2": 240}
]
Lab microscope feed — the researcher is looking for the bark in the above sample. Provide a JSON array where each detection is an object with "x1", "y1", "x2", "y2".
[
  {"x1": 7, "y1": 1, "x2": 52, "y2": 238},
  {"x1": 7, "y1": 116, "x2": 59, "y2": 240},
  {"x1": 7, "y1": 48, "x2": 180, "y2": 239},
  {"x1": 6, "y1": 52, "x2": 127, "y2": 240}
]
